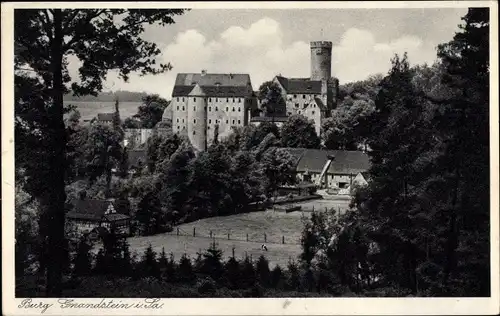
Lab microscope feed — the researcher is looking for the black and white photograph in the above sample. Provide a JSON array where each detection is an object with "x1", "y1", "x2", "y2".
[{"x1": 2, "y1": 1, "x2": 499, "y2": 315}]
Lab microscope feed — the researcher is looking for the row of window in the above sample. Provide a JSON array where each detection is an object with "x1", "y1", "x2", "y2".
[
  {"x1": 294, "y1": 103, "x2": 318, "y2": 108},
  {"x1": 176, "y1": 105, "x2": 242, "y2": 112},
  {"x1": 176, "y1": 97, "x2": 243, "y2": 103},
  {"x1": 291, "y1": 94, "x2": 318, "y2": 99},
  {"x1": 176, "y1": 118, "x2": 243, "y2": 125},
  {"x1": 289, "y1": 110, "x2": 315, "y2": 115}
]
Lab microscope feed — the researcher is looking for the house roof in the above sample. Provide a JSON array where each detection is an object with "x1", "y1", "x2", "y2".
[
  {"x1": 275, "y1": 76, "x2": 323, "y2": 94},
  {"x1": 97, "y1": 113, "x2": 115, "y2": 121},
  {"x1": 172, "y1": 73, "x2": 253, "y2": 97},
  {"x1": 128, "y1": 149, "x2": 147, "y2": 169},
  {"x1": 282, "y1": 148, "x2": 371, "y2": 175},
  {"x1": 67, "y1": 199, "x2": 130, "y2": 222}
]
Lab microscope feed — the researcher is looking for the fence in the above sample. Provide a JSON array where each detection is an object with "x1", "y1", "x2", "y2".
[{"x1": 166, "y1": 226, "x2": 302, "y2": 245}]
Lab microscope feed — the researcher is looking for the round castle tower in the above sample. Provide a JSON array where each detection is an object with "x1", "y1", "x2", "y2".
[
  {"x1": 310, "y1": 41, "x2": 332, "y2": 81},
  {"x1": 187, "y1": 84, "x2": 207, "y2": 152}
]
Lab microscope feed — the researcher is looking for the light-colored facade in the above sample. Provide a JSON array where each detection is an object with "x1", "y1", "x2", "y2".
[
  {"x1": 124, "y1": 128, "x2": 153, "y2": 148},
  {"x1": 256, "y1": 41, "x2": 339, "y2": 136},
  {"x1": 170, "y1": 72, "x2": 257, "y2": 152}
]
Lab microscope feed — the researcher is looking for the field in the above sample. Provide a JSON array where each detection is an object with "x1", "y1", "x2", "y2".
[
  {"x1": 64, "y1": 101, "x2": 141, "y2": 121},
  {"x1": 125, "y1": 198, "x2": 353, "y2": 268}
]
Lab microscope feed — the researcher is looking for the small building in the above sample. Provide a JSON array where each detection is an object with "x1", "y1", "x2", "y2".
[
  {"x1": 66, "y1": 199, "x2": 131, "y2": 239},
  {"x1": 124, "y1": 128, "x2": 153, "y2": 148},
  {"x1": 283, "y1": 148, "x2": 371, "y2": 191},
  {"x1": 96, "y1": 113, "x2": 115, "y2": 125}
]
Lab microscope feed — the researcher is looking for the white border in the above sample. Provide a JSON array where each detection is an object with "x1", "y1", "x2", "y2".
[{"x1": 2, "y1": 1, "x2": 499, "y2": 315}]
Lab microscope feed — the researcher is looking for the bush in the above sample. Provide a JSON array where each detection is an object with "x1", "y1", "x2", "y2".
[{"x1": 197, "y1": 277, "x2": 217, "y2": 295}]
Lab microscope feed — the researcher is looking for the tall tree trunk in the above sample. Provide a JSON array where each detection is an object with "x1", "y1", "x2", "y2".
[{"x1": 46, "y1": 9, "x2": 66, "y2": 297}]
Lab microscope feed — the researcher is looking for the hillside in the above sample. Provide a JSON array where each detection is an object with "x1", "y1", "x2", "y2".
[{"x1": 63, "y1": 90, "x2": 150, "y2": 102}]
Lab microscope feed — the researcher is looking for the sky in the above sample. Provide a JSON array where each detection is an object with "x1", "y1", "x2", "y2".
[{"x1": 67, "y1": 8, "x2": 468, "y2": 99}]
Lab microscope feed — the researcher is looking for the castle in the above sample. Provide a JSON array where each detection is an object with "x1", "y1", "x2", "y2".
[{"x1": 165, "y1": 41, "x2": 339, "y2": 152}]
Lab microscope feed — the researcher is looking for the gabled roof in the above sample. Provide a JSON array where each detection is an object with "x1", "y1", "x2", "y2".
[
  {"x1": 275, "y1": 76, "x2": 322, "y2": 94},
  {"x1": 172, "y1": 73, "x2": 253, "y2": 97},
  {"x1": 282, "y1": 148, "x2": 371, "y2": 174},
  {"x1": 314, "y1": 97, "x2": 327, "y2": 111},
  {"x1": 67, "y1": 199, "x2": 130, "y2": 222},
  {"x1": 97, "y1": 113, "x2": 114, "y2": 121},
  {"x1": 188, "y1": 84, "x2": 206, "y2": 96}
]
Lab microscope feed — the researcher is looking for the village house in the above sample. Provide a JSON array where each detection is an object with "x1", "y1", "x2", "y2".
[
  {"x1": 124, "y1": 128, "x2": 153, "y2": 148},
  {"x1": 284, "y1": 148, "x2": 371, "y2": 194},
  {"x1": 66, "y1": 198, "x2": 131, "y2": 239},
  {"x1": 95, "y1": 112, "x2": 115, "y2": 125}
]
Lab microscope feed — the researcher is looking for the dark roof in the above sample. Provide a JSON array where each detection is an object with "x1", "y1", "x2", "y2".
[
  {"x1": 282, "y1": 148, "x2": 371, "y2": 174},
  {"x1": 172, "y1": 73, "x2": 253, "y2": 97},
  {"x1": 314, "y1": 97, "x2": 327, "y2": 111},
  {"x1": 67, "y1": 199, "x2": 130, "y2": 222},
  {"x1": 250, "y1": 116, "x2": 289, "y2": 123},
  {"x1": 275, "y1": 76, "x2": 322, "y2": 94},
  {"x1": 97, "y1": 113, "x2": 114, "y2": 121},
  {"x1": 128, "y1": 149, "x2": 147, "y2": 169},
  {"x1": 104, "y1": 213, "x2": 130, "y2": 221}
]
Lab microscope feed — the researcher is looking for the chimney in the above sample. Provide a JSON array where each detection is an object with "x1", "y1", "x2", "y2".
[{"x1": 201, "y1": 69, "x2": 207, "y2": 76}]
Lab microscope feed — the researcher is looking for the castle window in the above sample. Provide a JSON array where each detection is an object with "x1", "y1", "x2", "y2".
[
  {"x1": 312, "y1": 111, "x2": 315, "y2": 115},
  {"x1": 182, "y1": 106, "x2": 185, "y2": 111},
  {"x1": 226, "y1": 120, "x2": 229, "y2": 124},
  {"x1": 232, "y1": 107, "x2": 235, "y2": 112},
  {"x1": 177, "y1": 97, "x2": 179, "y2": 102},
  {"x1": 176, "y1": 118, "x2": 179, "y2": 123},
  {"x1": 232, "y1": 98, "x2": 235, "y2": 102},
  {"x1": 232, "y1": 120, "x2": 235, "y2": 124},
  {"x1": 209, "y1": 98, "x2": 211, "y2": 102},
  {"x1": 216, "y1": 98, "x2": 219, "y2": 102},
  {"x1": 208, "y1": 107, "x2": 211, "y2": 112},
  {"x1": 207, "y1": 126, "x2": 210, "y2": 130},
  {"x1": 182, "y1": 119, "x2": 185, "y2": 123},
  {"x1": 194, "y1": 119, "x2": 197, "y2": 124},
  {"x1": 298, "y1": 110, "x2": 301, "y2": 114},
  {"x1": 227, "y1": 98, "x2": 229, "y2": 102},
  {"x1": 226, "y1": 107, "x2": 229, "y2": 112},
  {"x1": 193, "y1": 130, "x2": 196, "y2": 135},
  {"x1": 238, "y1": 119, "x2": 241, "y2": 125},
  {"x1": 182, "y1": 98, "x2": 185, "y2": 102},
  {"x1": 193, "y1": 98, "x2": 196, "y2": 102},
  {"x1": 193, "y1": 106, "x2": 196, "y2": 111},
  {"x1": 177, "y1": 106, "x2": 179, "y2": 110},
  {"x1": 177, "y1": 126, "x2": 180, "y2": 130},
  {"x1": 215, "y1": 107, "x2": 218, "y2": 111},
  {"x1": 303, "y1": 95, "x2": 306, "y2": 99},
  {"x1": 293, "y1": 94, "x2": 297, "y2": 98},
  {"x1": 209, "y1": 119, "x2": 212, "y2": 124},
  {"x1": 238, "y1": 98, "x2": 241, "y2": 103}
]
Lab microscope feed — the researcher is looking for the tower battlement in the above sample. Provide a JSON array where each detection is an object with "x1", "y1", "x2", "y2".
[{"x1": 310, "y1": 41, "x2": 333, "y2": 48}]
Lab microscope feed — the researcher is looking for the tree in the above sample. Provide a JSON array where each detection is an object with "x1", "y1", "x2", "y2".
[
  {"x1": 134, "y1": 94, "x2": 170, "y2": 128},
  {"x1": 201, "y1": 241, "x2": 224, "y2": 281},
  {"x1": 141, "y1": 244, "x2": 160, "y2": 278},
  {"x1": 255, "y1": 255, "x2": 271, "y2": 288},
  {"x1": 281, "y1": 115, "x2": 320, "y2": 149},
  {"x1": 257, "y1": 81, "x2": 286, "y2": 118},
  {"x1": 15, "y1": 8, "x2": 187, "y2": 295},
  {"x1": 260, "y1": 147, "x2": 297, "y2": 200},
  {"x1": 224, "y1": 256, "x2": 242, "y2": 290},
  {"x1": 72, "y1": 237, "x2": 92, "y2": 277},
  {"x1": 83, "y1": 123, "x2": 124, "y2": 188},
  {"x1": 136, "y1": 189, "x2": 166, "y2": 235}
]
